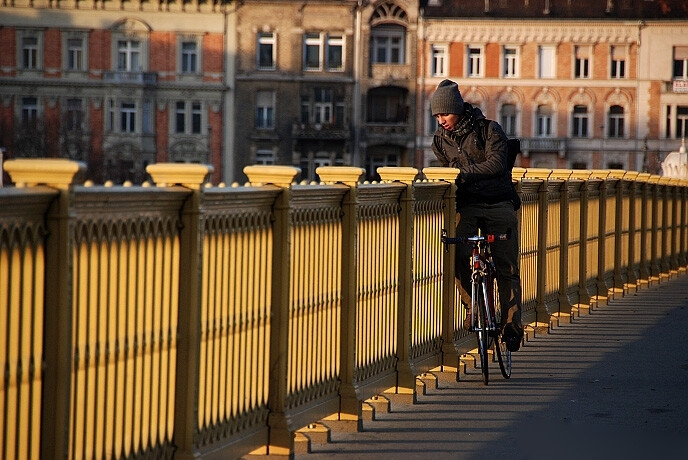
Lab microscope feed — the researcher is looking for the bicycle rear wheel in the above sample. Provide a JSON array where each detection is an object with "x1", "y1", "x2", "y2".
[{"x1": 475, "y1": 287, "x2": 489, "y2": 385}]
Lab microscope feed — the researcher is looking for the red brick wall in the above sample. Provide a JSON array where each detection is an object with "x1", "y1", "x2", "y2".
[
  {"x1": 558, "y1": 42, "x2": 572, "y2": 79},
  {"x1": 0, "y1": 28, "x2": 16, "y2": 77},
  {"x1": 44, "y1": 29, "x2": 61, "y2": 78},
  {"x1": 449, "y1": 42, "x2": 464, "y2": 77},
  {"x1": 521, "y1": 43, "x2": 536, "y2": 79},
  {"x1": 485, "y1": 42, "x2": 500, "y2": 78},
  {"x1": 593, "y1": 43, "x2": 607, "y2": 80},
  {"x1": 150, "y1": 31, "x2": 176, "y2": 81},
  {"x1": 89, "y1": 30, "x2": 110, "y2": 75},
  {"x1": 203, "y1": 33, "x2": 223, "y2": 82}
]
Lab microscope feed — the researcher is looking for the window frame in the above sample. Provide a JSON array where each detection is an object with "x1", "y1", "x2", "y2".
[
  {"x1": 673, "y1": 46, "x2": 688, "y2": 80},
  {"x1": 467, "y1": 45, "x2": 484, "y2": 78},
  {"x1": 607, "y1": 105, "x2": 625, "y2": 138},
  {"x1": 304, "y1": 32, "x2": 324, "y2": 71},
  {"x1": 117, "y1": 39, "x2": 142, "y2": 72},
  {"x1": 430, "y1": 43, "x2": 448, "y2": 77},
  {"x1": 502, "y1": 45, "x2": 519, "y2": 78},
  {"x1": 17, "y1": 30, "x2": 43, "y2": 71},
  {"x1": 326, "y1": 34, "x2": 344, "y2": 71},
  {"x1": 371, "y1": 24, "x2": 406, "y2": 65},
  {"x1": 500, "y1": 103, "x2": 518, "y2": 137},
  {"x1": 257, "y1": 31, "x2": 276, "y2": 70},
  {"x1": 179, "y1": 37, "x2": 201, "y2": 75},
  {"x1": 610, "y1": 45, "x2": 626, "y2": 79},
  {"x1": 574, "y1": 45, "x2": 591, "y2": 79},
  {"x1": 64, "y1": 33, "x2": 87, "y2": 72},
  {"x1": 255, "y1": 90, "x2": 275, "y2": 129},
  {"x1": 538, "y1": 45, "x2": 556, "y2": 79},
  {"x1": 572, "y1": 105, "x2": 589, "y2": 138},
  {"x1": 535, "y1": 104, "x2": 553, "y2": 137}
]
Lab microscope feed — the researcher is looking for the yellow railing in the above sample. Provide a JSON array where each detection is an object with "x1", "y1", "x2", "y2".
[{"x1": 1, "y1": 159, "x2": 687, "y2": 459}]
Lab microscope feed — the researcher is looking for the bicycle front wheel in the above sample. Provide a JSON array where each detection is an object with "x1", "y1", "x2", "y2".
[
  {"x1": 475, "y1": 287, "x2": 489, "y2": 385},
  {"x1": 495, "y1": 335, "x2": 512, "y2": 379}
]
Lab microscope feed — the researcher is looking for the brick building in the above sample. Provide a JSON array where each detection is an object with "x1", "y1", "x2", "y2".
[
  {"x1": 0, "y1": 1, "x2": 233, "y2": 184},
  {"x1": 1, "y1": 0, "x2": 687, "y2": 184}
]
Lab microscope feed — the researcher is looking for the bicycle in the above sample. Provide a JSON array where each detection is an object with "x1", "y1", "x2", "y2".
[{"x1": 441, "y1": 228, "x2": 512, "y2": 385}]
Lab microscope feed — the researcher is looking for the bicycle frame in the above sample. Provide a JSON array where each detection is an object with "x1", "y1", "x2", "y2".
[{"x1": 442, "y1": 228, "x2": 512, "y2": 384}]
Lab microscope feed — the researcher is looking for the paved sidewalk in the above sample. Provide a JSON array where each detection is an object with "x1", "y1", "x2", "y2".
[{"x1": 294, "y1": 275, "x2": 688, "y2": 460}]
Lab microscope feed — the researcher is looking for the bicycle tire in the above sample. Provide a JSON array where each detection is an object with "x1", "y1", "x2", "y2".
[
  {"x1": 495, "y1": 335, "x2": 512, "y2": 379},
  {"x1": 476, "y1": 284, "x2": 489, "y2": 385}
]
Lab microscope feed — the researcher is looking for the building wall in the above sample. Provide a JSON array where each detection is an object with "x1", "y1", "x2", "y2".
[
  {"x1": 417, "y1": 17, "x2": 685, "y2": 172},
  {"x1": 0, "y1": 6, "x2": 230, "y2": 183}
]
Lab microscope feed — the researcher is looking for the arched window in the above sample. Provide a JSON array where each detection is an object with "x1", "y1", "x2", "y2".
[
  {"x1": 572, "y1": 105, "x2": 589, "y2": 137},
  {"x1": 500, "y1": 104, "x2": 517, "y2": 136},
  {"x1": 607, "y1": 105, "x2": 624, "y2": 138},
  {"x1": 536, "y1": 105, "x2": 553, "y2": 137}
]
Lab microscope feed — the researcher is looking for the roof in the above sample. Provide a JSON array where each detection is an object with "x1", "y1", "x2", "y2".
[{"x1": 421, "y1": 0, "x2": 688, "y2": 20}]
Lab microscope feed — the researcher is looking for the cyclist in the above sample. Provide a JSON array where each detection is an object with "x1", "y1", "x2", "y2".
[{"x1": 429, "y1": 79, "x2": 524, "y2": 351}]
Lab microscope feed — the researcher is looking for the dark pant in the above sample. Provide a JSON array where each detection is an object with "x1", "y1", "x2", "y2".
[{"x1": 455, "y1": 201, "x2": 522, "y2": 325}]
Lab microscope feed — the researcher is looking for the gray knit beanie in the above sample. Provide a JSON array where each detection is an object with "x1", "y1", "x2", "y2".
[{"x1": 430, "y1": 79, "x2": 464, "y2": 116}]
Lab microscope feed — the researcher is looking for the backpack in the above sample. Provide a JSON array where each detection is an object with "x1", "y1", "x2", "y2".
[
  {"x1": 474, "y1": 119, "x2": 521, "y2": 170},
  {"x1": 473, "y1": 118, "x2": 522, "y2": 211}
]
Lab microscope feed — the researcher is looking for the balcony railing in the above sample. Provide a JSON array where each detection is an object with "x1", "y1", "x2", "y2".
[
  {"x1": 103, "y1": 71, "x2": 157, "y2": 85},
  {"x1": 2, "y1": 160, "x2": 688, "y2": 459}
]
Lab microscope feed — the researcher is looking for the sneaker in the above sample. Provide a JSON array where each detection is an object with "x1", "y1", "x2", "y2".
[
  {"x1": 502, "y1": 321, "x2": 524, "y2": 352},
  {"x1": 463, "y1": 311, "x2": 472, "y2": 331}
]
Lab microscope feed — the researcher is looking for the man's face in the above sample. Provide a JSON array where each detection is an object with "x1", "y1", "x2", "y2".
[{"x1": 435, "y1": 113, "x2": 460, "y2": 131}]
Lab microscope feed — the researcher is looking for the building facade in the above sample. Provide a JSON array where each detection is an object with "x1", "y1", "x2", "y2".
[
  {"x1": 418, "y1": 0, "x2": 688, "y2": 173},
  {"x1": 1, "y1": 0, "x2": 687, "y2": 184},
  {"x1": 0, "y1": 0, "x2": 235, "y2": 184}
]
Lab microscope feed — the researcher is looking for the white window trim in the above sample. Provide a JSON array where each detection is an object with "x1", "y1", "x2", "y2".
[
  {"x1": 538, "y1": 45, "x2": 556, "y2": 79},
  {"x1": 112, "y1": 34, "x2": 149, "y2": 72},
  {"x1": 466, "y1": 45, "x2": 485, "y2": 78},
  {"x1": 17, "y1": 29, "x2": 43, "y2": 72},
  {"x1": 326, "y1": 34, "x2": 345, "y2": 72},
  {"x1": 430, "y1": 43, "x2": 448, "y2": 77},
  {"x1": 502, "y1": 45, "x2": 519, "y2": 78},
  {"x1": 178, "y1": 36, "x2": 202, "y2": 75},
  {"x1": 257, "y1": 31, "x2": 276, "y2": 71},
  {"x1": 573, "y1": 45, "x2": 592, "y2": 79},
  {"x1": 63, "y1": 32, "x2": 88, "y2": 73},
  {"x1": 173, "y1": 100, "x2": 205, "y2": 135},
  {"x1": 304, "y1": 32, "x2": 324, "y2": 71}
]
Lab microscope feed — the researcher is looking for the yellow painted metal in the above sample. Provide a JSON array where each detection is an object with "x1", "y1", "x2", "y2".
[{"x1": 3, "y1": 162, "x2": 688, "y2": 459}]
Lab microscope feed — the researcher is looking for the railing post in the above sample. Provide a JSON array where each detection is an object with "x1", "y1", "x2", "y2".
[
  {"x1": 550, "y1": 169, "x2": 573, "y2": 317},
  {"x1": 524, "y1": 169, "x2": 550, "y2": 322},
  {"x1": 574, "y1": 170, "x2": 592, "y2": 307},
  {"x1": 679, "y1": 180, "x2": 688, "y2": 271},
  {"x1": 423, "y1": 167, "x2": 459, "y2": 366},
  {"x1": 622, "y1": 171, "x2": 639, "y2": 293},
  {"x1": 146, "y1": 163, "x2": 212, "y2": 460},
  {"x1": 377, "y1": 166, "x2": 419, "y2": 399},
  {"x1": 315, "y1": 166, "x2": 366, "y2": 430},
  {"x1": 590, "y1": 170, "x2": 610, "y2": 305},
  {"x1": 648, "y1": 175, "x2": 662, "y2": 284},
  {"x1": 4, "y1": 159, "x2": 86, "y2": 460},
  {"x1": 243, "y1": 165, "x2": 300, "y2": 455},
  {"x1": 637, "y1": 173, "x2": 651, "y2": 287}
]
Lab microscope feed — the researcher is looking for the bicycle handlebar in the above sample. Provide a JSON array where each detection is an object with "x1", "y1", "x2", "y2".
[{"x1": 441, "y1": 228, "x2": 511, "y2": 250}]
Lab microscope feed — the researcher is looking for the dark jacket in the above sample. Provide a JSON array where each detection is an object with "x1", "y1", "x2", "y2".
[{"x1": 431, "y1": 103, "x2": 517, "y2": 210}]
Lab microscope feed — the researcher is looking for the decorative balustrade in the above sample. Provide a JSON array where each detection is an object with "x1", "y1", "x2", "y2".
[{"x1": 1, "y1": 159, "x2": 687, "y2": 459}]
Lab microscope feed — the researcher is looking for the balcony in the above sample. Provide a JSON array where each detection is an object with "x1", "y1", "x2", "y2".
[
  {"x1": 291, "y1": 122, "x2": 349, "y2": 140},
  {"x1": 662, "y1": 79, "x2": 688, "y2": 93},
  {"x1": 103, "y1": 71, "x2": 157, "y2": 85},
  {"x1": 364, "y1": 123, "x2": 410, "y2": 144}
]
